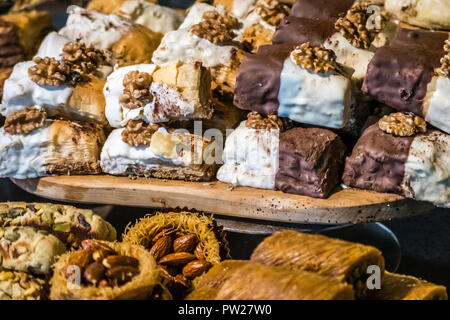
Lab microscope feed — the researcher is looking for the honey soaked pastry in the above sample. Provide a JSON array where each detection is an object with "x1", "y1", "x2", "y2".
[
  {"x1": 212, "y1": 263, "x2": 355, "y2": 300},
  {"x1": 0, "y1": 113, "x2": 106, "y2": 179},
  {"x1": 370, "y1": 272, "x2": 448, "y2": 300},
  {"x1": 251, "y1": 230, "x2": 385, "y2": 298}
]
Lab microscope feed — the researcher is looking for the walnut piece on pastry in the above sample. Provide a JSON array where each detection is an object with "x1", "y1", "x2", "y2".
[
  {"x1": 0, "y1": 119, "x2": 106, "y2": 179},
  {"x1": 104, "y1": 62, "x2": 213, "y2": 127},
  {"x1": 101, "y1": 127, "x2": 218, "y2": 182}
]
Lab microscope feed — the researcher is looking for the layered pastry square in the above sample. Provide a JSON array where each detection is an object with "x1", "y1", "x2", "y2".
[
  {"x1": 363, "y1": 28, "x2": 450, "y2": 134},
  {"x1": 273, "y1": 0, "x2": 396, "y2": 83},
  {"x1": 104, "y1": 62, "x2": 213, "y2": 127},
  {"x1": 1, "y1": 32, "x2": 109, "y2": 124},
  {"x1": 87, "y1": 0, "x2": 185, "y2": 34},
  {"x1": 217, "y1": 113, "x2": 346, "y2": 198},
  {"x1": 100, "y1": 121, "x2": 218, "y2": 181},
  {"x1": 0, "y1": 107, "x2": 105, "y2": 179},
  {"x1": 59, "y1": 5, "x2": 163, "y2": 67},
  {"x1": 342, "y1": 113, "x2": 450, "y2": 208},
  {"x1": 151, "y1": 2, "x2": 247, "y2": 99},
  {"x1": 234, "y1": 43, "x2": 355, "y2": 129}
]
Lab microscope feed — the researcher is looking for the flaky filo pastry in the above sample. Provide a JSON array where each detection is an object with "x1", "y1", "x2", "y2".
[
  {"x1": 0, "y1": 113, "x2": 106, "y2": 179},
  {"x1": 189, "y1": 261, "x2": 355, "y2": 300},
  {"x1": 251, "y1": 230, "x2": 385, "y2": 299},
  {"x1": 50, "y1": 240, "x2": 163, "y2": 300}
]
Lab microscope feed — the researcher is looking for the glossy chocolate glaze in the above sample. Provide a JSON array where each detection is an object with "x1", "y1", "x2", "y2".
[
  {"x1": 275, "y1": 127, "x2": 346, "y2": 198},
  {"x1": 342, "y1": 123, "x2": 414, "y2": 194},
  {"x1": 234, "y1": 44, "x2": 294, "y2": 115},
  {"x1": 272, "y1": 16, "x2": 335, "y2": 46},
  {"x1": 362, "y1": 28, "x2": 448, "y2": 116},
  {"x1": 290, "y1": 0, "x2": 354, "y2": 21}
]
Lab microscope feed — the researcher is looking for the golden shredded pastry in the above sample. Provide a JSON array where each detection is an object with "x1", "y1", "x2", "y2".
[
  {"x1": 290, "y1": 42, "x2": 337, "y2": 73},
  {"x1": 254, "y1": 0, "x2": 290, "y2": 27},
  {"x1": 61, "y1": 42, "x2": 105, "y2": 80},
  {"x1": 437, "y1": 39, "x2": 449, "y2": 78},
  {"x1": 121, "y1": 120, "x2": 160, "y2": 147},
  {"x1": 119, "y1": 70, "x2": 153, "y2": 110},
  {"x1": 378, "y1": 113, "x2": 427, "y2": 137},
  {"x1": 246, "y1": 112, "x2": 285, "y2": 130},
  {"x1": 28, "y1": 57, "x2": 70, "y2": 87},
  {"x1": 190, "y1": 10, "x2": 239, "y2": 44},
  {"x1": 4, "y1": 107, "x2": 47, "y2": 135},
  {"x1": 335, "y1": 1, "x2": 387, "y2": 49}
]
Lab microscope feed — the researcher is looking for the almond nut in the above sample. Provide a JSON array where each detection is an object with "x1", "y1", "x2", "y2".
[
  {"x1": 83, "y1": 261, "x2": 105, "y2": 285},
  {"x1": 182, "y1": 260, "x2": 212, "y2": 279},
  {"x1": 81, "y1": 239, "x2": 112, "y2": 251},
  {"x1": 173, "y1": 234, "x2": 198, "y2": 253},
  {"x1": 149, "y1": 235, "x2": 172, "y2": 260},
  {"x1": 159, "y1": 252, "x2": 196, "y2": 266},
  {"x1": 152, "y1": 228, "x2": 176, "y2": 243},
  {"x1": 194, "y1": 243, "x2": 205, "y2": 260},
  {"x1": 102, "y1": 255, "x2": 139, "y2": 269},
  {"x1": 105, "y1": 266, "x2": 139, "y2": 283},
  {"x1": 63, "y1": 249, "x2": 93, "y2": 278},
  {"x1": 92, "y1": 247, "x2": 114, "y2": 262},
  {"x1": 174, "y1": 274, "x2": 190, "y2": 288}
]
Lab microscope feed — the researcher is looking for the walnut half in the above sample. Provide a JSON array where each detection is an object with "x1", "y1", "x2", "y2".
[
  {"x1": 290, "y1": 42, "x2": 337, "y2": 73},
  {"x1": 4, "y1": 107, "x2": 47, "y2": 135},
  {"x1": 122, "y1": 120, "x2": 160, "y2": 147},
  {"x1": 246, "y1": 112, "x2": 285, "y2": 130},
  {"x1": 378, "y1": 113, "x2": 427, "y2": 137},
  {"x1": 62, "y1": 42, "x2": 105, "y2": 80},
  {"x1": 119, "y1": 71, "x2": 153, "y2": 110},
  {"x1": 28, "y1": 57, "x2": 70, "y2": 87},
  {"x1": 190, "y1": 11, "x2": 239, "y2": 44},
  {"x1": 254, "y1": 0, "x2": 290, "y2": 27}
]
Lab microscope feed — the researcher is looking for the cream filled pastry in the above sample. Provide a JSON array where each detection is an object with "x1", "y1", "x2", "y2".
[
  {"x1": 101, "y1": 121, "x2": 218, "y2": 181},
  {"x1": 0, "y1": 109, "x2": 105, "y2": 179},
  {"x1": 217, "y1": 113, "x2": 346, "y2": 198},
  {"x1": 1, "y1": 33, "x2": 108, "y2": 124},
  {"x1": 152, "y1": 3, "x2": 247, "y2": 99},
  {"x1": 104, "y1": 62, "x2": 213, "y2": 127},
  {"x1": 0, "y1": 226, "x2": 66, "y2": 275},
  {"x1": 343, "y1": 113, "x2": 450, "y2": 208},
  {"x1": 385, "y1": 0, "x2": 450, "y2": 30},
  {"x1": 59, "y1": 6, "x2": 163, "y2": 67},
  {"x1": 234, "y1": 44, "x2": 355, "y2": 130}
]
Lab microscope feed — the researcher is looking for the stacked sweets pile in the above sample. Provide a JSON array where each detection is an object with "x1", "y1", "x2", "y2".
[{"x1": 0, "y1": 0, "x2": 448, "y2": 209}]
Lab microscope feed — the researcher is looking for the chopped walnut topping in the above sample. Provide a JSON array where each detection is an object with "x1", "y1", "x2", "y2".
[
  {"x1": 62, "y1": 42, "x2": 105, "y2": 79},
  {"x1": 335, "y1": 2, "x2": 387, "y2": 49},
  {"x1": 119, "y1": 71, "x2": 153, "y2": 110},
  {"x1": 290, "y1": 42, "x2": 337, "y2": 73},
  {"x1": 437, "y1": 39, "x2": 450, "y2": 78},
  {"x1": 4, "y1": 107, "x2": 47, "y2": 135},
  {"x1": 190, "y1": 10, "x2": 239, "y2": 44},
  {"x1": 122, "y1": 120, "x2": 160, "y2": 147},
  {"x1": 28, "y1": 57, "x2": 70, "y2": 87},
  {"x1": 246, "y1": 112, "x2": 285, "y2": 130},
  {"x1": 378, "y1": 113, "x2": 427, "y2": 137},
  {"x1": 254, "y1": 0, "x2": 290, "y2": 27}
]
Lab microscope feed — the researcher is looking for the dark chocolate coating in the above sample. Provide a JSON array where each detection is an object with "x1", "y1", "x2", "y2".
[
  {"x1": 290, "y1": 0, "x2": 354, "y2": 21},
  {"x1": 233, "y1": 44, "x2": 294, "y2": 115},
  {"x1": 272, "y1": 16, "x2": 335, "y2": 46},
  {"x1": 275, "y1": 127, "x2": 346, "y2": 198},
  {"x1": 362, "y1": 28, "x2": 448, "y2": 116},
  {"x1": 342, "y1": 123, "x2": 413, "y2": 194}
]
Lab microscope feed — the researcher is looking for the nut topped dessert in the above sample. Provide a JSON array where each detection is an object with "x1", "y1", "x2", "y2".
[{"x1": 0, "y1": 271, "x2": 47, "y2": 300}]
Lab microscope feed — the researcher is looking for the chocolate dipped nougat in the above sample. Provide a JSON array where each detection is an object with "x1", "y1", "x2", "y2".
[
  {"x1": 370, "y1": 272, "x2": 448, "y2": 300},
  {"x1": 1, "y1": 32, "x2": 109, "y2": 124},
  {"x1": 88, "y1": 0, "x2": 185, "y2": 34},
  {"x1": 0, "y1": 271, "x2": 47, "y2": 300},
  {"x1": 363, "y1": 28, "x2": 450, "y2": 134},
  {"x1": 104, "y1": 62, "x2": 213, "y2": 127},
  {"x1": 217, "y1": 113, "x2": 346, "y2": 198},
  {"x1": 234, "y1": 44, "x2": 355, "y2": 129},
  {"x1": 273, "y1": 0, "x2": 396, "y2": 83},
  {"x1": 385, "y1": 0, "x2": 450, "y2": 30},
  {"x1": 101, "y1": 122, "x2": 218, "y2": 181},
  {"x1": 0, "y1": 110, "x2": 105, "y2": 179},
  {"x1": 152, "y1": 2, "x2": 247, "y2": 99},
  {"x1": 343, "y1": 113, "x2": 450, "y2": 208},
  {"x1": 59, "y1": 5, "x2": 163, "y2": 67},
  {"x1": 251, "y1": 230, "x2": 385, "y2": 298}
]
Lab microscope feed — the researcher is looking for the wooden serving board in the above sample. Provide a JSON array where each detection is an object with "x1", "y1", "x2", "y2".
[{"x1": 11, "y1": 175, "x2": 435, "y2": 224}]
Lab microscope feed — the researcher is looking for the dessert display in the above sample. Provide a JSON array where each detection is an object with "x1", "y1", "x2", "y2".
[
  {"x1": 363, "y1": 28, "x2": 450, "y2": 134},
  {"x1": 217, "y1": 113, "x2": 346, "y2": 198},
  {"x1": 385, "y1": 0, "x2": 450, "y2": 30},
  {"x1": 123, "y1": 211, "x2": 229, "y2": 298},
  {"x1": 50, "y1": 239, "x2": 163, "y2": 300},
  {"x1": 0, "y1": 271, "x2": 47, "y2": 300},
  {"x1": 343, "y1": 113, "x2": 450, "y2": 208}
]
